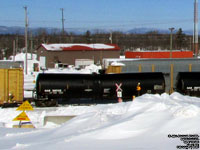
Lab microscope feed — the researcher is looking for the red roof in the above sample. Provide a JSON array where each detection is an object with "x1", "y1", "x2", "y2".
[{"x1": 41, "y1": 44, "x2": 120, "y2": 51}]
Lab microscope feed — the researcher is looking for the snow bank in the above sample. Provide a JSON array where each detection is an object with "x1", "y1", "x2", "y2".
[
  {"x1": 0, "y1": 92, "x2": 200, "y2": 150},
  {"x1": 10, "y1": 53, "x2": 40, "y2": 74}
]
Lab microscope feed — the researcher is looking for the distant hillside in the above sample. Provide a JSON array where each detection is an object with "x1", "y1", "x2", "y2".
[
  {"x1": 0, "y1": 26, "x2": 194, "y2": 35},
  {"x1": 0, "y1": 26, "x2": 25, "y2": 34},
  {"x1": 0, "y1": 26, "x2": 86, "y2": 35},
  {"x1": 126, "y1": 28, "x2": 193, "y2": 35}
]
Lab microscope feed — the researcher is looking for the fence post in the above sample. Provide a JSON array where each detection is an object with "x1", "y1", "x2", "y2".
[
  {"x1": 189, "y1": 64, "x2": 192, "y2": 72},
  {"x1": 138, "y1": 64, "x2": 142, "y2": 72},
  {"x1": 152, "y1": 64, "x2": 155, "y2": 72},
  {"x1": 170, "y1": 64, "x2": 174, "y2": 93}
]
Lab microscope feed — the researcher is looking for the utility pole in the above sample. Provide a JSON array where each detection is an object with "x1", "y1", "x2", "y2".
[
  {"x1": 169, "y1": 27, "x2": 175, "y2": 58},
  {"x1": 60, "y1": 8, "x2": 65, "y2": 36},
  {"x1": 24, "y1": 6, "x2": 28, "y2": 74},
  {"x1": 16, "y1": 36, "x2": 18, "y2": 54},
  {"x1": 13, "y1": 40, "x2": 16, "y2": 61},
  {"x1": 194, "y1": 0, "x2": 199, "y2": 57},
  {"x1": 30, "y1": 33, "x2": 34, "y2": 60}
]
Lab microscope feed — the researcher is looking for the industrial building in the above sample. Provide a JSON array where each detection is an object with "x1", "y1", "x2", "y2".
[
  {"x1": 37, "y1": 43, "x2": 120, "y2": 68},
  {"x1": 125, "y1": 51, "x2": 193, "y2": 59}
]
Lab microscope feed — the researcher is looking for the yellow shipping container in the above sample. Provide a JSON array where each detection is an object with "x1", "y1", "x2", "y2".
[
  {"x1": 106, "y1": 66, "x2": 122, "y2": 74},
  {"x1": 0, "y1": 69, "x2": 24, "y2": 105}
]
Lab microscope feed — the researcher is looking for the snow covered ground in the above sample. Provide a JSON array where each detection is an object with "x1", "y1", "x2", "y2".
[
  {"x1": 2, "y1": 53, "x2": 199, "y2": 149},
  {"x1": 0, "y1": 92, "x2": 200, "y2": 150}
]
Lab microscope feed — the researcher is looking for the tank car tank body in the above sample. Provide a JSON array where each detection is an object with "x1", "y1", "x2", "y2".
[
  {"x1": 176, "y1": 72, "x2": 200, "y2": 96},
  {"x1": 35, "y1": 72, "x2": 165, "y2": 106}
]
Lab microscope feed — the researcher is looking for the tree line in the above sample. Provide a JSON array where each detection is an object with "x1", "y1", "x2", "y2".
[{"x1": 0, "y1": 28, "x2": 193, "y2": 59}]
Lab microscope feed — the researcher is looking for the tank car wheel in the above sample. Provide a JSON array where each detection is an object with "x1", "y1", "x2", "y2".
[
  {"x1": 46, "y1": 99, "x2": 58, "y2": 107},
  {"x1": 35, "y1": 100, "x2": 45, "y2": 107},
  {"x1": 35, "y1": 99, "x2": 57, "y2": 107}
]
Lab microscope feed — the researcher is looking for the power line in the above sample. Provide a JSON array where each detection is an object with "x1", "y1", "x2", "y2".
[
  {"x1": 0, "y1": 18, "x2": 195, "y2": 32},
  {"x1": 0, "y1": 18, "x2": 194, "y2": 24}
]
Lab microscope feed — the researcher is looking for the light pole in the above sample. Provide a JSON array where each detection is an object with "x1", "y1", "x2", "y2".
[
  {"x1": 194, "y1": 0, "x2": 198, "y2": 57},
  {"x1": 24, "y1": 6, "x2": 28, "y2": 74},
  {"x1": 169, "y1": 27, "x2": 175, "y2": 58},
  {"x1": 60, "y1": 8, "x2": 65, "y2": 36}
]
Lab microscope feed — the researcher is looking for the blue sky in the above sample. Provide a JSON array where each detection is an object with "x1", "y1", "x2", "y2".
[{"x1": 0, "y1": 0, "x2": 196, "y2": 31}]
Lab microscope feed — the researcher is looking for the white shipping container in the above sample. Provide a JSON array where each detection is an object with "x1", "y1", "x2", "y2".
[{"x1": 75, "y1": 59, "x2": 94, "y2": 67}]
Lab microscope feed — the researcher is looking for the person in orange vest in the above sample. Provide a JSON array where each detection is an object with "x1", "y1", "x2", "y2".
[{"x1": 136, "y1": 82, "x2": 141, "y2": 96}]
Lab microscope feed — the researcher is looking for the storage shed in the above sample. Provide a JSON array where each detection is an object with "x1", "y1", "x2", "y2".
[{"x1": 37, "y1": 43, "x2": 120, "y2": 68}]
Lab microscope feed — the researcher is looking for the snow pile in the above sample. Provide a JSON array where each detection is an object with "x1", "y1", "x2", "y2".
[
  {"x1": 42, "y1": 64, "x2": 102, "y2": 74},
  {"x1": 111, "y1": 61, "x2": 125, "y2": 66},
  {"x1": 0, "y1": 92, "x2": 200, "y2": 150},
  {"x1": 84, "y1": 64, "x2": 102, "y2": 73},
  {"x1": 10, "y1": 53, "x2": 40, "y2": 74},
  {"x1": 11, "y1": 53, "x2": 37, "y2": 61}
]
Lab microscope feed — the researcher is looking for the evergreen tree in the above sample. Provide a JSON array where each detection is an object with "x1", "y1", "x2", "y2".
[
  {"x1": 85, "y1": 30, "x2": 91, "y2": 44},
  {"x1": 175, "y1": 28, "x2": 186, "y2": 50}
]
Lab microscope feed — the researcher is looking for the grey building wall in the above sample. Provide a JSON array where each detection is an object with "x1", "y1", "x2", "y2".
[
  {"x1": 0, "y1": 61, "x2": 24, "y2": 69},
  {"x1": 118, "y1": 58, "x2": 200, "y2": 93}
]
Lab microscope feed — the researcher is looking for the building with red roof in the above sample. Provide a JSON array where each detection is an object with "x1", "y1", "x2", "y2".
[{"x1": 37, "y1": 43, "x2": 120, "y2": 68}]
